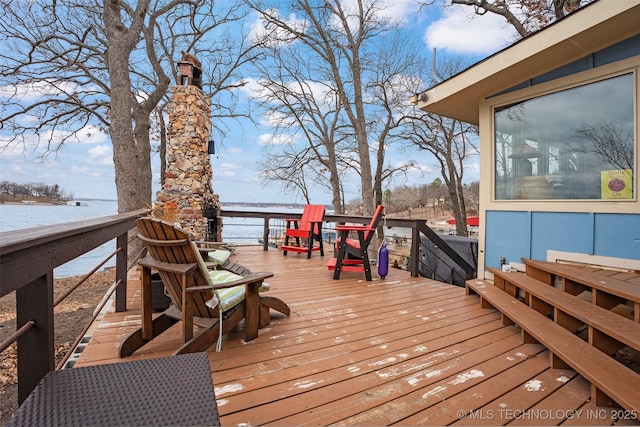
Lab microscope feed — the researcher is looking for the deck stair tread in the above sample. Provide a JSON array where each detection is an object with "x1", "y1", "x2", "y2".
[
  {"x1": 466, "y1": 278, "x2": 640, "y2": 412},
  {"x1": 523, "y1": 258, "x2": 640, "y2": 304},
  {"x1": 487, "y1": 267, "x2": 640, "y2": 352}
]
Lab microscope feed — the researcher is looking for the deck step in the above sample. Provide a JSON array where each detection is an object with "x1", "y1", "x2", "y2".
[
  {"x1": 523, "y1": 258, "x2": 640, "y2": 322},
  {"x1": 487, "y1": 267, "x2": 640, "y2": 355},
  {"x1": 466, "y1": 278, "x2": 640, "y2": 412}
]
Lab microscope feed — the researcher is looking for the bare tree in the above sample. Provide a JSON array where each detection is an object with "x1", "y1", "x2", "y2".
[
  {"x1": 251, "y1": 37, "x2": 350, "y2": 212},
  {"x1": 0, "y1": 0, "x2": 257, "y2": 216},
  {"x1": 246, "y1": 0, "x2": 419, "y2": 216},
  {"x1": 260, "y1": 149, "x2": 314, "y2": 204},
  {"x1": 573, "y1": 120, "x2": 634, "y2": 171},
  {"x1": 464, "y1": 181, "x2": 480, "y2": 216},
  {"x1": 392, "y1": 47, "x2": 478, "y2": 236},
  {"x1": 402, "y1": 110, "x2": 477, "y2": 236},
  {"x1": 448, "y1": 0, "x2": 594, "y2": 37}
]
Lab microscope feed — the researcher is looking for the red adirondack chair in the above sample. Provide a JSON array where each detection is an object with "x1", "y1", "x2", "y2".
[
  {"x1": 281, "y1": 204, "x2": 326, "y2": 259},
  {"x1": 328, "y1": 205, "x2": 385, "y2": 281}
]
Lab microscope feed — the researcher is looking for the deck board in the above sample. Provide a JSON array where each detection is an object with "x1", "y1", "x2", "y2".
[{"x1": 75, "y1": 247, "x2": 639, "y2": 426}]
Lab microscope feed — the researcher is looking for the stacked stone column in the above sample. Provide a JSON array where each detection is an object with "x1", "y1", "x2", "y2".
[{"x1": 153, "y1": 84, "x2": 221, "y2": 241}]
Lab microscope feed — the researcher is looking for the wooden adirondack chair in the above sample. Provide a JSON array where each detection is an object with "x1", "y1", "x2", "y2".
[
  {"x1": 119, "y1": 217, "x2": 290, "y2": 357},
  {"x1": 281, "y1": 204, "x2": 325, "y2": 259},
  {"x1": 327, "y1": 205, "x2": 385, "y2": 281}
]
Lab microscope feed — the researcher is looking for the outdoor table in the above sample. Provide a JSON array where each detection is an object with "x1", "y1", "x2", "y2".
[{"x1": 7, "y1": 352, "x2": 220, "y2": 426}]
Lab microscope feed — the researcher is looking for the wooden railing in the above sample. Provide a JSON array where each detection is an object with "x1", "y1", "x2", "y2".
[
  {"x1": 0, "y1": 209, "x2": 148, "y2": 403},
  {"x1": 220, "y1": 210, "x2": 477, "y2": 280}
]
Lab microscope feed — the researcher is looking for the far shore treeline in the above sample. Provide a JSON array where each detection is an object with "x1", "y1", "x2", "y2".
[{"x1": 0, "y1": 180, "x2": 73, "y2": 203}]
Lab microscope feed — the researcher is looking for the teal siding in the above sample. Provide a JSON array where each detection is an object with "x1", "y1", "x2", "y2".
[
  {"x1": 485, "y1": 211, "x2": 640, "y2": 268},
  {"x1": 594, "y1": 213, "x2": 640, "y2": 259}
]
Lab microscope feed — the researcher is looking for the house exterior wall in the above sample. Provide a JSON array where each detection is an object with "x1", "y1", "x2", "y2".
[{"x1": 478, "y1": 53, "x2": 640, "y2": 275}]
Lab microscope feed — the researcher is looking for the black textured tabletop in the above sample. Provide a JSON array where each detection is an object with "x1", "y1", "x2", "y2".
[{"x1": 8, "y1": 352, "x2": 219, "y2": 426}]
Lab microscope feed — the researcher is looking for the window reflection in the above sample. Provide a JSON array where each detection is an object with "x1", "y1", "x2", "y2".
[{"x1": 495, "y1": 73, "x2": 634, "y2": 200}]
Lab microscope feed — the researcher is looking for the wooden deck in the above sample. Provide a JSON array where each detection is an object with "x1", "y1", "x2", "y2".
[{"x1": 75, "y1": 247, "x2": 639, "y2": 426}]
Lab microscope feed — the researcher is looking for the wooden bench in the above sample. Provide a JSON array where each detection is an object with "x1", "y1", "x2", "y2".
[
  {"x1": 466, "y1": 278, "x2": 640, "y2": 412},
  {"x1": 523, "y1": 258, "x2": 640, "y2": 322},
  {"x1": 487, "y1": 266, "x2": 640, "y2": 356}
]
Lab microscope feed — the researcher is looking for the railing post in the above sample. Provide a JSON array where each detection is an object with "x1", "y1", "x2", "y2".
[
  {"x1": 16, "y1": 272, "x2": 54, "y2": 404},
  {"x1": 410, "y1": 223, "x2": 420, "y2": 277},
  {"x1": 263, "y1": 217, "x2": 270, "y2": 251},
  {"x1": 115, "y1": 232, "x2": 128, "y2": 312}
]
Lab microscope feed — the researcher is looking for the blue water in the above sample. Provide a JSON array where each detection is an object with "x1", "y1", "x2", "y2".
[
  {"x1": 0, "y1": 201, "x2": 302, "y2": 277},
  {"x1": 0, "y1": 201, "x2": 120, "y2": 277}
]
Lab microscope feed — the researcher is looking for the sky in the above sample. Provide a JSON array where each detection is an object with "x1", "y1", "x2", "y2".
[{"x1": 0, "y1": 1, "x2": 518, "y2": 205}]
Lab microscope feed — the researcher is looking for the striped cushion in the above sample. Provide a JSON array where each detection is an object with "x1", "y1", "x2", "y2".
[
  {"x1": 207, "y1": 270, "x2": 269, "y2": 312},
  {"x1": 206, "y1": 250, "x2": 232, "y2": 265}
]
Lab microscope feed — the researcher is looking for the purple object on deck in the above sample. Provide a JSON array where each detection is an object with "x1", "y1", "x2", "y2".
[{"x1": 378, "y1": 244, "x2": 389, "y2": 279}]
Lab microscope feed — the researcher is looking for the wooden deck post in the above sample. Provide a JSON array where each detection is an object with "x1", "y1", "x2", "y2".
[
  {"x1": 115, "y1": 232, "x2": 128, "y2": 312},
  {"x1": 16, "y1": 273, "x2": 55, "y2": 404}
]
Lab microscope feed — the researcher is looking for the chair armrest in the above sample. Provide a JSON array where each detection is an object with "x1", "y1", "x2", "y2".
[
  {"x1": 285, "y1": 218, "x2": 302, "y2": 230},
  {"x1": 138, "y1": 256, "x2": 198, "y2": 275},
  {"x1": 186, "y1": 272, "x2": 274, "y2": 292},
  {"x1": 195, "y1": 241, "x2": 227, "y2": 249},
  {"x1": 195, "y1": 241, "x2": 236, "y2": 254}
]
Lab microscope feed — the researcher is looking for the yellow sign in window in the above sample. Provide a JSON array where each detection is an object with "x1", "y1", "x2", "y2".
[{"x1": 601, "y1": 169, "x2": 633, "y2": 199}]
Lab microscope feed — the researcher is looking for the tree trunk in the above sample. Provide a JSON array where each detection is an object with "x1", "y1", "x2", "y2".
[
  {"x1": 446, "y1": 157, "x2": 468, "y2": 237},
  {"x1": 103, "y1": 0, "x2": 150, "y2": 214},
  {"x1": 132, "y1": 110, "x2": 153, "y2": 208},
  {"x1": 103, "y1": 0, "x2": 150, "y2": 263},
  {"x1": 109, "y1": 61, "x2": 140, "y2": 214}
]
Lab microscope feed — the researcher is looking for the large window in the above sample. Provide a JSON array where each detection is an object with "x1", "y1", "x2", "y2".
[{"x1": 495, "y1": 73, "x2": 635, "y2": 200}]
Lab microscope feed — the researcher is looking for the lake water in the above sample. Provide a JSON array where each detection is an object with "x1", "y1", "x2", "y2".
[{"x1": 0, "y1": 201, "x2": 303, "y2": 278}]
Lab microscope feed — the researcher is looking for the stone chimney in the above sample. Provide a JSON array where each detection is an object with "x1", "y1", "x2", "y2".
[{"x1": 153, "y1": 81, "x2": 222, "y2": 241}]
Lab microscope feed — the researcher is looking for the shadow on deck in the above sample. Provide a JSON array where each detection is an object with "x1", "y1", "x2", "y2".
[{"x1": 76, "y1": 247, "x2": 638, "y2": 426}]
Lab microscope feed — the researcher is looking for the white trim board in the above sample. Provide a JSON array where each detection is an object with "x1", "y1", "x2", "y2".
[{"x1": 547, "y1": 250, "x2": 640, "y2": 271}]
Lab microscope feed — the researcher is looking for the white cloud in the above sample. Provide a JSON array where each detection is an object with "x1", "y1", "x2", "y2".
[
  {"x1": 237, "y1": 77, "x2": 261, "y2": 99},
  {"x1": 0, "y1": 80, "x2": 92, "y2": 102},
  {"x1": 87, "y1": 144, "x2": 111, "y2": 158},
  {"x1": 227, "y1": 147, "x2": 243, "y2": 154},
  {"x1": 424, "y1": 5, "x2": 518, "y2": 56},
  {"x1": 247, "y1": 8, "x2": 307, "y2": 48},
  {"x1": 220, "y1": 163, "x2": 241, "y2": 170},
  {"x1": 71, "y1": 165, "x2": 90, "y2": 173},
  {"x1": 69, "y1": 125, "x2": 108, "y2": 145},
  {"x1": 342, "y1": 0, "x2": 419, "y2": 24},
  {"x1": 257, "y1": 133, "x2": 293, "y2": 146},
  {"x1": 85, "y1": 144, "x2": 113, "y2": 166},
  {"x1": 406, "y1": 161, "x2": 435, "y2": 174}
]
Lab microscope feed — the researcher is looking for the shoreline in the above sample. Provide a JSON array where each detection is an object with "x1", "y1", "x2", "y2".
[{"x1": 1, "y1": 201, "x2": 65, "y2": 206}]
